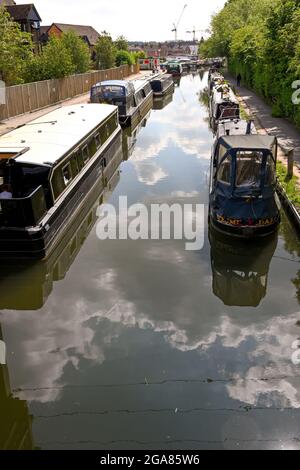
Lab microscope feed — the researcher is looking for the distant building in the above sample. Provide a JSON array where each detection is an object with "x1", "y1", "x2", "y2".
[
  {"x1": 2, "y1": 1, "x2": 42, "y2": 53},
  {"x1": 129, "y1": 41, "x2": 198, "y2": 59},
  {"x1": 40, "y1": 23, "x2": 101, "y2": 59}
]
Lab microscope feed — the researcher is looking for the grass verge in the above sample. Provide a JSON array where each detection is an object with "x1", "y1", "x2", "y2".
[{"x1": 277, "y1": 160, "x2": 300, "y2": 210}]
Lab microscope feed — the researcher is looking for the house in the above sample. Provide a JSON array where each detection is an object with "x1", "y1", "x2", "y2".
[
  {"x1": 40, "y1": 23, "x2": 101, "y2": 59},
  {"x1": 1, "y1": 1, "x2": 42, "y2": 53}
]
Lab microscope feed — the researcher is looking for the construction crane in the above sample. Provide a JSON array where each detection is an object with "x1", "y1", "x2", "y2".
[
  {"x1": 172, "y1": 4, "x2": 188, "y2": 42},
  {"x1": 186, "y1": 27, "x2": 205, "y2": 42}
]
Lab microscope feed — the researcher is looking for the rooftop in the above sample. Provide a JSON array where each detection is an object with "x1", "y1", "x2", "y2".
[
  {"x1": 46, "y1": 23, "x2": 101, "y2": 46},
  {"x1": 5, "y1": 3, "x2": 41, "y2": 21}
]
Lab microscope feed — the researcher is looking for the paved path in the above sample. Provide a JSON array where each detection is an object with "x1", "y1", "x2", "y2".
[
  {"x1": 0, "y1": 71, "x2": 146, "y2": 137},
  {"x1": 226, "y1": 74, "x2": 300, "y2": 169}
]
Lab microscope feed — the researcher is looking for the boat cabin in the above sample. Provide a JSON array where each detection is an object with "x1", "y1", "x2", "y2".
[
  {"x1": 210, "y1": 85, "x2": 240, "y2": 124},
  {"x1": 90, "y1": 79, "x2": 153, "y2": 126},
  {"x1": 150, "y1": 74, "x2": 174, "y2": 96},
  {"x1": 217, "y1": 119, "x2": 257, "y2": 139},
  {"x1": 166, "y1": 62, "x2": 183, "y2": 76},
  {"x1": 209, "y1": 134, "x2": 280, "y2": 237}
]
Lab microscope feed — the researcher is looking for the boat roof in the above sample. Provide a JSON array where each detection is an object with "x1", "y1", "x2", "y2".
[
  {"x1": 94, "y1": 80, "x2": 130, "y2": 88},
  {"x1": 220, "y1": 134, "x2": 276, "y2": 150},
  {"x1": 217, "y1": 119, "x2": 257, "y2": 137},
  {"x1": 213, "y1": 88, "x2": 239, "y2": 105},
  {"x1": 151, "y1": 73, "x2": 172, "y2": 82},
  {"x1": 0, "y1": 104, "x2": 117, "y2": 167},
  {"x1": 131, "y1": 78, "x2": 150, "y2": 92},
  {"x1": 93, "y1": 79, "x2": 149, "y2": 93}
]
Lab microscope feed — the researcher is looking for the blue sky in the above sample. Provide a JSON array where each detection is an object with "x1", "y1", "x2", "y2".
[{"x1": 29, "y1": 0, "x2": 226, "y2": 41}]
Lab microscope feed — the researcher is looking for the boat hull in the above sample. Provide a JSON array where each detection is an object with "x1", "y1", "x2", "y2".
[
  {"x1": 120, "y1": 92, "x2": 153, "y2": 129},
  {"x1": 153, "y1": 82, "x2": 174, "y2": 98},
  {"x1": 209, "y1": 213, "x2": 280, "y2": 238}
]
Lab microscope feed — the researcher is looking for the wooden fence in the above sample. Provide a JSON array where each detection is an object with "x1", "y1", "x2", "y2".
[{"x1": 0, "y1": 64, "x2": 140, "y2": 121}]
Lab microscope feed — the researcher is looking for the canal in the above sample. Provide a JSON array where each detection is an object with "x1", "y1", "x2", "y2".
[{"x1": 0, "y1": 72, "x2": 300, "y2": 450}]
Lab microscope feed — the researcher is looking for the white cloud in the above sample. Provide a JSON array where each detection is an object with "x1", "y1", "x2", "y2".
[{"x1": 29, "y1": 0, "x2": 226, "y2": 41}]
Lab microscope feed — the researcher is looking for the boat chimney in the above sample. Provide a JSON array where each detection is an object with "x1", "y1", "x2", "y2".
[{"x1": 246, "y1": 120, "x2": 253, "y2": 135}]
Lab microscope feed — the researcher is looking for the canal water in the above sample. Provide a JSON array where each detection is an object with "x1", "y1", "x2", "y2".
[{"x1": 0, "y1": 72, "x2": 300, "y2": 450}]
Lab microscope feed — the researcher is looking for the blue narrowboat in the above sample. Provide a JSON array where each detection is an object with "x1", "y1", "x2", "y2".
[
  {"x1": 90, "y1": 79, "x2": 153, "y2": 128},
  {"x1": 209, "y1": 134, "x2": 281, "y2": 237}
]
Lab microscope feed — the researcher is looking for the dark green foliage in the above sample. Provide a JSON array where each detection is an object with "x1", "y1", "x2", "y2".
[{"x1": 200, "y1": 0, "x2": 300, "y2": 128}]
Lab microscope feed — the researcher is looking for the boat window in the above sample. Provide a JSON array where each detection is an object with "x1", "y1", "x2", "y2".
[
  {"x1": 135, "y1": 92, "x2": 143, "y2": 106},
  {"x1": 100, "y1": 124, "x2": 107, "y2": 143},
  {"x1": 88, "y1": 138, "x2": 97, "y2": 157},
  {"x1": 218, "y1": 145, "x2": 227, "y2": 163},
  {"x1": 219, "y1": 104, "x2": 239, "y2": 120},
  {"x1": 91, "y1": 86, "x2": 101, "y2": 98},
  {"x1": 100, "y1": 85, "x2": 125, "y2": 99},
  {"x1": 76, "y1": 149, "x2": 84, "y2": 170},
  {"x1": 111, "y1": 114, "x2": 118, "y2": 132},
  {"x1": 70, "y1": 154, "x2": 79, "y2": 177},
  {"x1": 52, "y1": 166, "x2": 65, "y2": 200},
  {"x1": 265, "y1": 154, "x2": 276, "y2": 186},
  {"x1": 62, "y1": 162, "x2": 72, "y2": 186},
  {"x1": 82, "y1": 145, "x2": 90, "y2": 164},
  {"x1": 95, "y1": 133, "x2": 101, "y2": 149},
  {"x1": 236, "y1": 151, "x2": 263, "y2": 188},
  {"x1": 105, "y1": 124, "x2": 110, "y2": 137},
  {"x1": 217, "y1": 156, "x2": 231, "y2": 184}
]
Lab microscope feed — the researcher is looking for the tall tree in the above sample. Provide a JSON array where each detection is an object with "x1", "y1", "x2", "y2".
[
  {"x1": 95, "y1": 32, "x2": 116, "y2": 70},
  {"x1": 61, "y1": 31, "x2": 91, "y2": 74},
  {"x1": 24, "y1": 35, "x2": 75, "y2": 82},
  {"x1": 115, "y1": 35, "x2": 129, "y2": 51},
  {"x1": 0, "y1": 6, "x2": 33, "y2": 85}
]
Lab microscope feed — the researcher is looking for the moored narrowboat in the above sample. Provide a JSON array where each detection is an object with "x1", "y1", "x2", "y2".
[
  {"x1": 209, "y1": 134, "x2": 281, "y2": 238},
  {"x1": 210, "y1": 84, "x2": 240, "y2": 129},
  {"x1": 216, "y1": 118, "x2": 257, "y2": 139},
  {"x1": 166, "y1": 62, "x2": 183, "y2": 76},
  {"x1": 90, "y1": 79, "x2": 153, "y2": 128},
  {"x1": 0, "y1": 104, "x2": 121, "y2": 259},
  {"x1": 149, "y1": 74, "x2": 174, "y2": 97}
]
